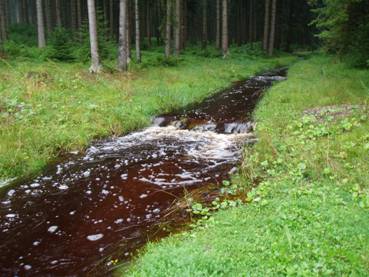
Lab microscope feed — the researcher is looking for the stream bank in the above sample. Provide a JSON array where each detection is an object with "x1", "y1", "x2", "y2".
[{"x1": 0, "y1": 69, "x2": 287, "y2": 276}]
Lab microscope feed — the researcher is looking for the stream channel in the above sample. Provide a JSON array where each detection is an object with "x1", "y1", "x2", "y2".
[{"x1": 0, "y1": 68, "x2": 286, "y2": 276}]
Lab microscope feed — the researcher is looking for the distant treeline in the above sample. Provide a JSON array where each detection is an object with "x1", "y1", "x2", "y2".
[{"x1": 0, "y1": 0, "x2": 367, "y2": 70}]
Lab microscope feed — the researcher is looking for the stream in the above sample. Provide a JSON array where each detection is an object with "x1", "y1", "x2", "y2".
[{"x1": 0, "y1": 68, "x2": 286, "y2": 276}]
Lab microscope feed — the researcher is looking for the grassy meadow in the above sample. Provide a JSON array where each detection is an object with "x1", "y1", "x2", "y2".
[{"x1": 0, "y1": 48, "x2": 295, "y2": 181}]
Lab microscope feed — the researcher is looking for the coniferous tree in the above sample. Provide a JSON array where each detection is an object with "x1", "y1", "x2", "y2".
[
  {"x1": 45, "y1": 0, "x2": 52, "y2": 34},
  {"x1": 268, "y1": 0, "x2": 277, "y2": 56},
  {"x1": 55, "y1": 0, "x2": 62, "y2": 27},
  {"x1": 0, "y1": 0, "x2": 7, "y2": 47},
  {"x1": 87, "y1": 0, "x2": 101, "y2": 73},
  {"x1": 263, "y1": 0, "x2": 270, "y2": 51},
  {"x1": 36, "y1": 0, "x2": 46, "y2": 48},
  {"x1": 135, "y1": 0, "x2": 141, "y2": 63},
  {"x1": 118, "y1": 0, "x2": 128, "y2": 71},
  {"x1": 165, "y1": 0, "x2": 172, "y2": 58},
  {"x1": 222, "y1": 0, "x2": 228, "y2": 57},
  {"x1": 202, "y1": 0, "x2": 207, "y2": 49},
  {"x1": 71, "y1": 0, "x2": 77, "y2": 30},
  {"x1": 77, "y1": 0, "x2": 82, "y2": 30},
  {"x1": 174, "y1": 0, "x2": 181, "y2": 55},
  {"x1": 216, "y1": 0, "x2": 220, "y2": 48}
]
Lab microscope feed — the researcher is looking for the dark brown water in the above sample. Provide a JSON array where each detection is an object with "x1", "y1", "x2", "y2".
[{"x1": 0, "y1": 69, "x2": 286, "y2": 276}]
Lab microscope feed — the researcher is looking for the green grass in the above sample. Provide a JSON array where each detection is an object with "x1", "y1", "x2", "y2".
[
  {"x1": 0, "y1": 47, "x2": 295, "y2": 181},
  {"x1": 122, "y1": 55, "x2": 369, "y2": 276}
]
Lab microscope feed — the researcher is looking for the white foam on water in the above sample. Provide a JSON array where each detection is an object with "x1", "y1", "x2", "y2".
[
  {"x1": 48, "y1": 226, "x2": 58, "y2": 233},
  {"x1": 87, "y1": 234, "x2": 104, "y2": 241}
]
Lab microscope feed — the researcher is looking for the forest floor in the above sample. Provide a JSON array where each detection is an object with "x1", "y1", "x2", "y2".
[
  {"x1": 0, "y1": 49, "x2": 295, "y2": 182},
  {"x1": 122, "y1": 55, "x2": 369, "y2": 276}
]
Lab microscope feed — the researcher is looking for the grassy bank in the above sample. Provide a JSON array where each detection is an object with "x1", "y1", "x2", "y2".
[
  {"x1": 123, "y1": 55, "x2": 369, "y2": 276},
  {"x1": 0, "y1": 48, "x2": 295, "y2": 181}
]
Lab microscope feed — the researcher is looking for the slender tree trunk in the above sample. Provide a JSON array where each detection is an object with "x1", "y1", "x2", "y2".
[
  {"x1": 174, "y1": 0, "x2": 181, "y2": 55},
  {"x1": 15, "y1": 0, "x2": 21, "y2": 24},
  {"x1": 268, "y1": 0, "x2": 276, "y2": 56},
  {"x1": 126, "y1": 0, "x2": 131, "y2": 62},
  {"x1": 248, "y1": 0, "x2": 253, "y2": 42},
  {"x1": 216, "y1": 0, "x2": 220, "y2": 48},
  {"x1": 36, "y1": 0, "x2": 46, "y2": 48},
  {"x1": 55, "y1": 0, "x2": 62, "y2": 27},
  {"x1": 156, "y1": 0, "x2": 161, "y2": 45},
  {"x1": 134, "y1": 0, "x2": 141, "y2": 62},
  {"x1": 27, "y1": 0, "x2": 34, "y2": 24},
  {"x1": 222, "y1": 0, "x2": 228, "y2": 57},
  {"x1": 71, "y1": 0, "x2": 77, "y2": 29},
  {"x1": 45, "y1": 0, "x2": 52, "y2": 34},
  {"x1": 109, "y1": 0, "x2": 114, "y2": 39},
  {"x1": 21, "y1": 0, "x2": 27, "y2": 23},
  {"x1": 87, "y1": 0, "x2": 101, "y2": 73},
  {"x1": 77, "y1": 0, "x2": 82, "y2": 30},
  {"x1": 181, "y1": 0, "x2": 187, "y2": 50},
  {"x1": 263, "y1": 0, "x2": 270, "y2": 51},
  {"x1": 146, "y1": 1, "x2": 151, "y2": 48},
  {"x1": 0, "y1": 0, "x2": 7, "y2": 48},
  {"x1": 202, "y1": 0, "x2": 207, "y2": 49},
  {"x1": 118, "y1": 0, "x2": 128, "y2": 71},
  {"x1": 165, "y1": 0, "x2": 172, "y2": 58}
]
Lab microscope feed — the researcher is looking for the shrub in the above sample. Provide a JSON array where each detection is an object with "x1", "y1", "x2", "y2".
[{"x1": 48, "y1": 27, "x2": 74, "y2": 61}]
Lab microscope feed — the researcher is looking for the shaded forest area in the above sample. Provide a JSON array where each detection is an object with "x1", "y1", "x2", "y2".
[
  {"x1": 0, "y1": 1, "x2": 322, "y2": 68},
  {"x1": 1, "y1": 1, "x2": 368, "y2": 70}
]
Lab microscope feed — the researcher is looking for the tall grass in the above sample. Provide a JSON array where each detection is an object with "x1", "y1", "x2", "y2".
[{"x1": 0, "y1": 48, "x2": 295, "y2": 180}]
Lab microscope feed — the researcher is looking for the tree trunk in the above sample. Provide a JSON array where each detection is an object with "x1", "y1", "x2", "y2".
[
  {"x1": 134, "y1": 0, "x2": 141, "y2": 62},
  {"x1": 0, "y1": 0, "x2": 7, "y2": 48},
  {"x1": 77, "y1": 0, "x2": 82, "y2": 30},
  {"x1": 55, "y1": 0, "x2": 62, "y2": 27},
  {"x1": 268, "y1": 0, "x2": 276, "y2": 56},
  {"x1": 146, "y1": 1, "x2": 151, "y2": 48},
  {"x1": 26, "y1": 0, "x2": 33, "y2": 25},
  {"x1": 71, "y1": 0, "x2": 77, "y2": 29},
  {"x1": 263, "y1": 0, "x2": 270, "y2": 51},
  {"x1": 181, "y1": 0, "x2": 187, "y2": 50},
  {"x1": 15, "y1": 0, "x2": 21, "y2": 24},
  {"x1": 118, "y1": 0, "x2": 128, "y2": 71},
  {"x1": 87, "y1": 0, "x2": 101, "y2": 73},
  {"x1": 45, "y1": 0, "x2": 52, "y2": 34},
  {"x1": 36, "y1": 0, "x2": 46, "y2": 48},
  {"x1": 126, "y1": 0, "x2": 131, "y2": 62},
  {"x1": 109, "y1": 0, "x2": 114, "y2": 39},
  {"x1": 216, "y1": 0, "x2": 220, "y2": 48},
  {"x1": 21, "y1": 0, "x2": 28, "y2": 24},
  {"x1": 202, "y1": 0, "x2": 207, "y2": 49},
  {"x1": 174, "y1": 0, "x2": 181, "y2": 55},
  {"x1": 222, "y1": 0, "x2": 228, "y2": 57},
  {"x1": 165, "y1": 0, "x2": 172, "y2": 58}
]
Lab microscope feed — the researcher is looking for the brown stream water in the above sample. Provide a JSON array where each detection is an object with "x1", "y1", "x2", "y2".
[{"x1": 0, "y1": 69, "x2": 286, "y2": 276}]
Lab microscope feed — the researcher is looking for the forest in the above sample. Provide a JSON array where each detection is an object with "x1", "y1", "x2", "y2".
[{"x1": 0, "y1": 0, "x2": 368, "y2": 276}]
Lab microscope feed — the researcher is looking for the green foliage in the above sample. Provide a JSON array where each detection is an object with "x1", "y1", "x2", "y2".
[
  {"x1": 3, "y1": 40, "x2": 52, "y2": 61},
  {"x1": 72, "y1": 10, "x2": 115, "y2": 63},
  {"x1": 154, "y1": 55, "x2": 181, "y2": 67},
  {"x1": 48, "y1": 28, "x2": 74, "y2": 61},
  {"x1": 311, "y1": 0, "x2": 369, "y2": 67},
  {"x1": 6, "y1": 24, "x2": 37, "y2": 46},
  {"x1": 3, "y1": 24, "x2": 52, "y2": 61}
]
